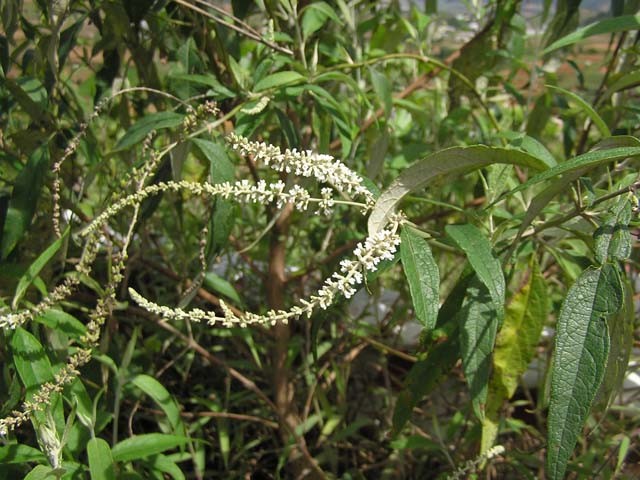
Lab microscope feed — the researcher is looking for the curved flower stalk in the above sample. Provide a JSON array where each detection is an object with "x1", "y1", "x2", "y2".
[
  {"x1": 0, "y1": 178, "x2": 365, "y2": 330},
  {"x1": 226, "y1": 132, "x2": 375, "y2": 207},
  {"x1": 0, "y1": 128, "x2": 403, "y2": 441},
  {"x1": 129, "y1": 214, "x2": 402, "y2": 327}
]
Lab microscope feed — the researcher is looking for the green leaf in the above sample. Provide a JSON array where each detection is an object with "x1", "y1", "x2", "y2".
[
  {"x1": 203, "y1": 272, "x2": 243, "y2": 306},
  {"x1": 392, "y1": 270, "x2": 472, "y2": 434},
  {"x1": 546, "y1": 85, "x2": 611, "y2": 137},
  {"x1": 370, "y1": 68, "x2": 392, "y2": 117},
  {"x1": 191, "y1": 138, "x2": 236, "y2": 258},
  {"x1": 10, "y1": 327, "x2": 55, "y2": 400},
  {"x1": 507, "y1": 145, "x2": 640, "y2": 197},
  {"x1": 547, "y1": 264, "x2": 623, "y2": 480},
  {"x1": 114, "y1": 112, "x2": 185, "y2": 151},
  {"x1": 34, "y1": 309, "x2": 87, "y2": 340},
  {"x1": 598, "y1": 277, "x2": 633, "y2": 410},
  {"x1": 481, "y1": 258, "x2": 548, "y2": 452},
  {"x1": 146, "y1": 454, "x2": 185, "y2": 480},
  {"x1": 457, "y1": 278, "x2": 499, "y2": 420},
  {"x1": 4, "y1": 77, "x2": 53, "y2": 126},
  {"x1": 253, "y1": 71, "x2": 305, "y2": 92},
  {"x1": 192, "y1": 138, "x2": 234, "y2": 184},
  {"x1": 168, "y1": 73, "x2": 236, "y2": 98},
  {"x1": 1, "y1": 144, "x2": 50, "y2": 259},
  {"x1": 12, "y1": 227, "x2": 69, "y2": 309},
  {"x1": 446, "y1": 224, "x2": 505, "y2": 319},
  {"x1": 594, "y1": 196, "x2": 633, "y2": 265},
  {"x1": 368, "y1": 145, "x2": 552, "y2": 234},
  {"x1": 24, "y1": 465, "x2": 57, "y2": 480},
  {"x1": 0, "y1": 444, "x2": 47, "y2": 464},
  {"x1": 400, "y1": 226, "x2": 439, "y2": 329},
  {"x1": 503, "y1": 132, "x2": 557, "y2": 170},
  {"x1": 543, "y1": 14, "x2": 640, "y2": 55},
  {"x1": 131, "y1": 375, "x2": 186, "y2": 436},
  {"x1": 111, "y1": 434, "x2": 189, "y2": 463},
  {"x1": 9, "y1": 328, "x2": 65, "y2": 436},
  {"x1": 301, "y1": 2, "x2": 341, "y2": 39},
  {"x1": 604, "y1": 70, "x2": 640, "y2": 100},
  {"x1": 506, "y1": 136, "x2": 640, "y2": 255},
  {"x1": 87, "y1": 438, "x2": 116, "y2": 480}
]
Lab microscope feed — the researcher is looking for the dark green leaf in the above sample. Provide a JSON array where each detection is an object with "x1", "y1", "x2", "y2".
[
  {"x1": 302, "y1": 2, "x2": 341, "y2": 39},
  {"x1": 594, "y1": 197, "x2": 633, "y2": 265},
  {"x1": 34, "y1": 309, "x2": 87, "y2": 339},
  {"x1": 0, "y1": 444, "x2": 47, "y2": 464},
  {"x1": 547, "y1": 264, "x2": 623, "y2": 480},
  {"x1": 191, "y1": 138, "x2": 236, "y2": 257},
  {"x1": 131, "y1": 375, "x2": 186, "y2": 436},
  {"x1": 457, "y1": 278, "x2": 499, "y2": 420},
  {"x1": 598, "y1": 277, "x2": 633, "y2": 409},
  {"x1": 1, "y1": 144, "x2": 49, "y2": 259},
  {"x1": 12, "y1": 228, "x2": 69, "y2": 309},
  {"x1": 370, "y1": 68, "x2": 392, "y2": 117},
  {"x1": 10, "y1": 327, "x2": 63, "y2": 426},
  {"x1": 4, "y1": 77, "x2": 53, "y2": 126},
  {"x1": 507, "y1": 145, "x2": 640, "y2": 197},
  {"x1": 114, "y1": 112, "x2": 184, "y2": 151},
  {"x1": 146, "y1": 454, "x2": 185, "y2": 480},
  {"x1": 168, "y1": 74, "x2": 236, "y2": 98},
  {"x1": 446, "y1": 224, "x2": 505, "y2": 319},
  {"x1": 368, "y1": 145, "x2": 551, "y2": 234},
  {"x1": 400, "y1": 226, "x2": 439, "y2": 329}
]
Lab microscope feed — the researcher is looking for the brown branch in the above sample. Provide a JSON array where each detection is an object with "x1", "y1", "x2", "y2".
[
  {"x1": 267, "y1": 200, "x2": 327, "y2": 478},
  {"x1": 138, "y1": 404, "x2": 279, "y2": 429}
]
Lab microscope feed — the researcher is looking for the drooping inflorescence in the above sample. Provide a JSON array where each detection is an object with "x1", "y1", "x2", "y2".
[{"x1": 0, "y1": 116, "x2": 406, "y2": 439}]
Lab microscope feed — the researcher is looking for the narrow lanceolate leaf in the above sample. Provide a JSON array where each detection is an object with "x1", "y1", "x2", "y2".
[
  {"x1": 546, "y1": 85, "x2": 611, "y2": 137},
  {"x1": 594, "y1": 197, "x2": 632, "y2": 265},
  {"x1": 507, "y1": 136, "x2": 640, "y2": 252},
  {"x1": 547, "y1": 264, "x2": 623, "y2": 480},
  {"x1": 10, "y1": 327, "x2": 64, "y2": 427},
  {"x1": 481, "y1": 258, "x2": 548, "y2": 453},
  {"x1": 368, "y1": 145, "x2": 551, "y2": 234},
  {"x1": 458, "y1": 278, "x2": 499, "y2": 420},
  {"x1": 111, "y1": 434, "x2": 189, "y2": 463},
  {"x1": 114, "y1": 112, "x2": 185, "y2": 151},
  {"x1": 543, "y1": 14, "x2": 640, "y2": 54},
  {"x1": 131, "y1": 374, "x2": 186, "y2": 436},
  {"x1": 446, "y1": 224, "x2": 505, "y2": 319},
  {"x1": 87, "y1": 438, "x2": 116, "y2": 480},
  {"x1": 598, "y1": 278, "x2": 633, "y2": 410},
  {"x1": 192, "y1": 138, "x2": 236, "y2": 258},
  {"x1": 12, "y1": 227, "x2": 69, "y2": 309},
  {"x1": 507, "y1": 145, "x2": 640, "y2": 197},
  {"x1": 1, "y1": 143, "x2": 49, "y2": 259},
  {"x1": 253, "y1": 71, "x2": 305, "y2": 92},
  {"x1": 400, "y1": 226, "x2": 440, "y2": 329}
]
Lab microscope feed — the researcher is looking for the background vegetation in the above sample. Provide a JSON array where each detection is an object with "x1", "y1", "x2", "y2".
[{"x1": 1, "y1": 0, "x2": 639, "y2": 478}]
